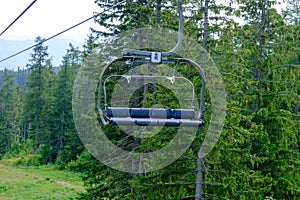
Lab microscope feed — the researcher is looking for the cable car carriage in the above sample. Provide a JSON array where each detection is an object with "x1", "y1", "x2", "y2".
[{"x1": 97, "y1": 0, "x2": 205, "y2": 128}]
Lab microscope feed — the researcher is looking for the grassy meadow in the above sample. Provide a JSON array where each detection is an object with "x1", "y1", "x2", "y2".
[{"x1": 0, "y1": 160, "x2": 84, "y2": 200}]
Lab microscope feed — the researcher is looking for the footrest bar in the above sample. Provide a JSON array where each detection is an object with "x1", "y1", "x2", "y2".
[{"x1": 109, "y1": 117, "x2": 204, "y2": 127}]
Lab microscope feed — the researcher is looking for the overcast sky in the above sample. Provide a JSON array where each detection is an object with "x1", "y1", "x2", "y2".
[
  {"x1": 0, "y1": 0, "x2": 99, "y2": 43},
  {"x1": 0, "y1": 0, "x2": 288, "y2": 70}
]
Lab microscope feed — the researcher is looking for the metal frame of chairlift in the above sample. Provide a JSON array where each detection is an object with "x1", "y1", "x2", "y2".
[{"x1": 97, "y1": 0, "x2": 206, "y2": 127}]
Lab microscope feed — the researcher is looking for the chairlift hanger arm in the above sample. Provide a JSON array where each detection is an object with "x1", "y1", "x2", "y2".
[{"x1": 124, "y1": 0, "x2": 183, "y2": 57}]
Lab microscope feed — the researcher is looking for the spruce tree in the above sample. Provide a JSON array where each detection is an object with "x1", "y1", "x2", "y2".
[
  {"x1": 75, "y1": 0, "x2": 300, "y2": 199},
  {"x1": 24, "y1": 37, "x2": 54, "y2": 155},
  {"x1": 203, "y1": 0, "x2": 300, "y2": 198},
  {"x1": 51, "y1": 44, "x2": 83, "y2": 167},
  {"x1": 0, "y1": 69, "x2": 17, "y2": 157}
]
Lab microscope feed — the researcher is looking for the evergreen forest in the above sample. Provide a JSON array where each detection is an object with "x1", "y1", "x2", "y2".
[{"x1": 0, "y1": 0, "x2": 299, "y2": 199}]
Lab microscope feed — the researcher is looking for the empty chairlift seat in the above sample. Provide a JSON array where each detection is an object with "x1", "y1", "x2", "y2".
[
  {"x1": 97, "y1": 0, "x2": 205, "y2": 128},
  {"x1": 98, "y1": 57, "x2": 206, "y2": 128}
]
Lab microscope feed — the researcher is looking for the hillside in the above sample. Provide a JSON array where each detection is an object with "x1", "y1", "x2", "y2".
[{"x1": 0, "y1": 161, "x2": 84, "y2": 200}]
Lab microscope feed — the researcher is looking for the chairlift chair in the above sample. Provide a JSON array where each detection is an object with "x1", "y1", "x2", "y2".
[{"x1": 97, "y1": 0, "x2": 205, "y2": 127}]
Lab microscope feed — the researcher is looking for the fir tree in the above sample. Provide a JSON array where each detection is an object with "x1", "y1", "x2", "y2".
[{"x1": 24, "y1": 37, "x2": 54, "y2": 155}]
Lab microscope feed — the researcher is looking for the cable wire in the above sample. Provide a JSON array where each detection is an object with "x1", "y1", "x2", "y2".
[
  {"x1": 0, "y1": 15, "x2": 95, "y2": 63},
  {"x1": 0, "y1": 0, "x2": 38, "y2": 37},
  {"x1": 0, "y1": 0, "x2": 126, "y2": 63}
]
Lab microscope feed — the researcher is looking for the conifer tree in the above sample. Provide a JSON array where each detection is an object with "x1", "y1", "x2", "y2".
[
  {"x1": 203, "y1": 0, "x2": 300, "y2": 198},
  {"x1": 24, "y1": 37, "x2": 54, "y2": 154},
  {"x1": 93, "y1": 0, "x2": 178, "y2": 37},
  {"x1": 51, "y1": 44, "x2": 83, "y2": 167},
  {"x1": 0, "y1": 69, "x2": 17, "y2": 157},
  {"x1": 74, "y1": 0, "x2": 300, "y2": 199}
]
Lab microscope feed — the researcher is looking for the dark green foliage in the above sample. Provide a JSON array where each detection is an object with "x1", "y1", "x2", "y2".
[
  {"x1": 24, "y1": 37, "x2": 54, "y2": 154},
  {"x1": 202, "y1": 1, "x2": 300, "y2": 199},
  {"x1": 49, "y1": 44, "x2": 83, "y2": 167},
  {"x1": 0, "y1": 39, "x2": 84, "y2": 166},
  {"x1": 93, "y1": 0, "x2": 178, "y2": 37},
  {"x1": 0, "y1": 0, "x2": 299, "y2": 199},
  {"x1": 75, "y1": 0, "x2": 300, "y2": 199},
  {"x1": 0, "y1": 69, "x2": 18, "y2": 157}
]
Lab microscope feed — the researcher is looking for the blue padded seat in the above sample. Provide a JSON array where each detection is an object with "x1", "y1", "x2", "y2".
[{"x1": 106, "y1": 107, "x2": 195, "y2": 119}]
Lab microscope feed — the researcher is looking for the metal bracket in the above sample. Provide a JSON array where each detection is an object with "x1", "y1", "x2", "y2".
[{"x1": 151, "y1": 52, "x2": 162, "y2": 63}]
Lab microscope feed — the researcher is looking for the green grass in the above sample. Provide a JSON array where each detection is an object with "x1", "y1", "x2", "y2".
[{"x1": 0, "y1": 160, "x2": 85, "y2": 200}]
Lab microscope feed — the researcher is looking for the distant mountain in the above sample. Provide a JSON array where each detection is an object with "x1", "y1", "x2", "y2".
[
  {"x1": 0, "y1": 68, "x2": 29, "y2": 89},
  {"x1": 0, "y1": 66, "x2": 61, "y2": 89},
  {"x1": 0, "y1": 38, "x2": 82, "y2": 70}
]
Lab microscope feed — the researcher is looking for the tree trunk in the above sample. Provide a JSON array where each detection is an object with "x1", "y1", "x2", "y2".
[
  {"x1": 202, "y1": 0, "x2": 209, "y2": 51},
  {"x1": 34, "y1": 119, "x2": 40, "y2": 153},
  {"x1": 195, "y1": 153, "x2": 204, "y2": 200},
  {"x1": 195, "y1": 0, "x2": 210, "y2": 199},
  {"x1": 156, "y1": 0, "x2": 162, "y2": 24},
  {"x1": 255, "y1": 0, "x2": 267, "y2": 111}
]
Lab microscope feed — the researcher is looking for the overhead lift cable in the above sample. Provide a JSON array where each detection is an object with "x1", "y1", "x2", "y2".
[
  {"x1": 0, "y1": 14, "x2": 95, "y2": 63},
  {"x1": 0, "y1": 0, "x2": 38, "y2": 37},
  {"x1": 0, "y1": 0, "x2": 126, "y2": 63}
]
